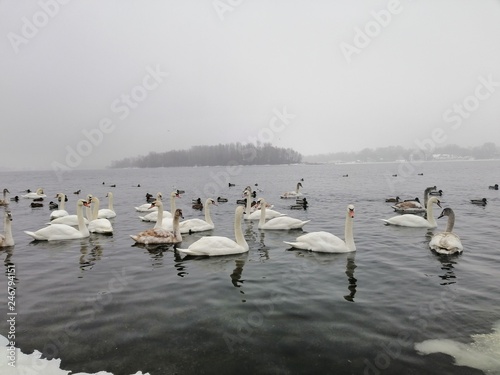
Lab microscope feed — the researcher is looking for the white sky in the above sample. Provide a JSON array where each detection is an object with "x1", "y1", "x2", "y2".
[{"x1": 1, "y1": 0, "x2": 500, "y2": 170}]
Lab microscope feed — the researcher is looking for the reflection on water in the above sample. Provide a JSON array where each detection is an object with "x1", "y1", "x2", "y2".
[
  {"x1": 425, "y1": 230, "x2": 460, "y2": 285},
  {"x1": 79, "y1": 239, "x2": 104, "y2": 273},
  {"x1": 230, "y1": 257, "x2": 246, "y2": 288},
  {"x1": 344, "y1": 253, "x2": 357, "y2": 302}
]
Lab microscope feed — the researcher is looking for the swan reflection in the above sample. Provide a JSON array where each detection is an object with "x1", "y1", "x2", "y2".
[
  {"x1": 425, "y1": 230, "x2": 460, "y2": 285},
  {"x1": 79, "y1": 239, "x2": 104, "y2": 272}
]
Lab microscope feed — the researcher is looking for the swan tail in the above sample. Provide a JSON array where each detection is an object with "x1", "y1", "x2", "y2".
[
  {"x1": 380, "y1": 219, "x2": 391, "y2": 225},
  {"x1": 283, "y1": 241, "x2": 298, "y2": 248},
  {"x1": 24, "y1": 231, "x2": 42, "y2": 240},
  {"x1": 130, "y1": 235, "x2": 139, "y2": 242}
]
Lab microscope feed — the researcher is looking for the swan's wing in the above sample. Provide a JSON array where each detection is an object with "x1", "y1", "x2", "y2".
[
  {"x1": 89, "y1": 219, "x2": 113, "y2": 233},
  {"x1": 26, "y1": 224, "x2": 81, "y2": 240},
  {"x1": 264, "y1": 217, "x2": 309, "y2": 229},
  {"x1": 429, "y1": 232, "x2": 463, "y2": 254},
  {"x1": 178, "y1": 219, "x2": 213, "y2": 233},
  {"x1": 284, "y1": 231, "x2": 348, "y2": 252},
  {"x1": 177, "y1": 236, "x2": 244, "y2": 256},
  {"x1": 381, "y1": 214, "x2": 431, "y2": 227}
]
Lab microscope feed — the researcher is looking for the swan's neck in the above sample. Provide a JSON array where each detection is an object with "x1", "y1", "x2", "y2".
[
  {"x1": 4, "y1": 217, "x2": 14, "y2": 246},
  {"x1": 107, "y1": 194, "x2": 114, "y2": 211},
  {"x1": 170, "y1": 195, "x2": 176, "y2": 215},
  {"x1": 445, "y1": 212, "x2": 455, "y2": 232},
  {"x1": 424, "y1": 190, "x2": 429, "y2": 208},
  {"x1": 245, "y1": 193, "x2": 252, "y2": 219},
  {"x1": 426, "y1": 202, "x2": 437, "y2": 227},
  {"x1": 172, "y1": 212, "x2": 182, "y2": 242},
  {"x1": 204, "y1": 201, "x2": 213, "y2": 225},
  {"x1": 77, "y1": 204, "x2": 89, "y2": 236},
  {"x1": 60, "y1": 195, "x2": 66, "y2": 210},
  {"x1": 156, "y1": 203, "x2": 164, "y2": 227},
  {"x1": 258, "y1": 201, "x2": 267, "y2": 227},
  {"x1": 344, "y1": 213, "x2": 355, "y2": 251},
  {"x1": 234, "y1": 211, "x2": 248, "y2": 250},
  {"x1": 92, "y1": 198, "x2": 100, "y2": 220}
]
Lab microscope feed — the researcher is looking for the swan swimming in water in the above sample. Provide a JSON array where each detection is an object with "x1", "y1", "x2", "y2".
[
  {"x1": 140, "y1": 191, "x2": 178, "y2": 222},
  {"x1": 382, "y1": 196, "x2": 441, "y2": 228},
  {"x1": 176, "y1": 205, "x2": 248, "y2": 256},
  {"x1": 284, "y1": 204, "x2": 356, "y2": 253},
  {"x1": 429, "y1": 208, "x2": 463, "y2": 255},
  {"x1": 258, "y1": 198, "x2": 310, "y2": 230},
  {"x1": 280, "y1": 182, "x2": 303, "y2": 199},
  {"x1": 161, "y1": 198, "x2": 216, "y2": 234},
  {"x1": 0, "y1": 211, "x2": 14, "y2": 247},
  {"x1": 25, "y1": 200, "x2": 90, "y2": 241},
  {"x1": 22, "y1": 188, "x2": 47, "y2": 199},
  {"x1": 135, "y1": 192, "x2": 162, "y2": 212},
  {"x1": 130, "y1": 202, "x2": 183, "y2": 245},
  {"x1": 97, "y1": 192, "x2": 116, "y2": 219},
  {"x1": 88, "y1": 196, "x2": 114, "y2": 235},
  {"x1": 49, "y1": 193, "x2": 69, "y2": 220}
]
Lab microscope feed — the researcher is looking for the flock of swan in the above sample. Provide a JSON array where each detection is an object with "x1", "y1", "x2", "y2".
[{"x1": 0, "y1": 181, "x2": 496, "y2": 256}]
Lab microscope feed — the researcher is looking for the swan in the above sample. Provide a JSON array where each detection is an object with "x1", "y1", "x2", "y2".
[
  {"x1": 429, "y1": 208, "x2": 463, "y2": 255},
  {"x1": 382, "y1": 196, "x2": 441, "y2": 228},
  {"x1": 22, "y1": 188, "x2": 47, "y2": 199},
  {"x1": 258, "y1": 198, "x2": 310, "y2": 230},
  {"x1": 88, "y1": 196, "x2": 113, "y2": 234},
  {"x1": 244, "y1": 190, "x2": 285, "y2": 220},
  {"x1": 98, "y1": 192, "x2": 116, "y2": 218},
  {"x1": 162, "y1": 198, "x2": 216, "y2": 234},
  {"x1": 25, "y1": 199, "x2": 90, "y2": 241},
  {"x1": 176, "y1": 205, "x2": 248, "y2": 256},
  {"x1": 471, "y1": 198, "x2": 487, "y2": 206},
  {"x1": 49, "y1": 193, "x2": 69, "y2": 220},
  {"x1": 130, "y1": 204, "x2": 183, "y2": 244},
  {"x1": 280, "y1": 182, "x2": 303, "y2": 199},
  {"x1": 284, "y1": 204, "x2": 356, "y2": 253},
  {"x1": 0, "y1": 211, "x2": 14, "y2": 247},
  {"x1": 135, "y1": 192, "x2": 162, "y2": 212},
  {"x1": 140, "y1": 191, "x2": 178, "y2": 222},
  {"x1": 0, "y1": 188, "x2": 10, "y2": 206}
]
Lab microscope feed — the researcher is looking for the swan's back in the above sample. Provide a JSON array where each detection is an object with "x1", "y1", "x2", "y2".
[
  {"x1": 381, "y1": 214, "x2": 433, "y2": 228},
  {"x1": 177, "y1": 236, "x2": 244, "y2": 256},
  {"x1": 429, "y1": 232, "x2": 463, "y2": 254},
  {"x1": 24, "y1": 224, "x2": 83, "y2": 241},
  {"x1": 284, "y1": 231, "x2": 349, "y2": 252}
]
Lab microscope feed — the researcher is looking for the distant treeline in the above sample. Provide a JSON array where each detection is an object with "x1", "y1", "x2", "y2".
[
  {"x1": 303, "y1": 142, "x2": 499, "y2": 163},
  {"x1": 109, "y1": 143, "x2": 302, "y2": 168}
]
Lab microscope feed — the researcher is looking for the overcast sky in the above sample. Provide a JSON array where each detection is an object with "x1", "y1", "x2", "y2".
[{"x1": 1, "y1": 0, "x2": 500, "y2": 170}]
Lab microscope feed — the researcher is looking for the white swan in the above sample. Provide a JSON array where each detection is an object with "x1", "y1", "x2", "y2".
[
  {"x1": 0, "y1": 211, "x2": 14, "y2": 247},
  {"x1": 280, "y1": 182, "x2": 303, "y2": 199},
  {"x1": 0, "y1": 188, "x2": 10, "y2": 206},
  {"x1": 176, "y1": 205, "x2": 248, "y2": 256},
  {"x1": 258, "y1": 198, "x2": 310, "y2": 230},
  {"x1": 98, "y1": 192, "x2": 116, "y2": 219},
  {"x1": 49, "y1": 206, "x2": 90, "y2": 226},
  {"x1": 284, "y1": 204, "x2": 356, "y2": 253},
  {"x1": 382, "y1": 196, "x2": 441, "y2": 228},
  {"x1": 162, "y1": 198, "x2": 216, "y2": 234},
  {"x1": 88, "y1": 196, "x2": 114, "y2": 234},
  {"x1": 49, "y1": 193, "x2": 69, "y2": 220},
  {"x1": 22, "y1": 188, "x2": 47, "y2": 199},
  {"x1": 140, "y1": 191, "x2": 178, "y2": 222},
  {"x1": 135, "y1": 192, "x2": 162, "y2": 212},
  {"x1": 130, "y1": 203, "x2": 183, "y2": 244},
  {"x1": 429, "y1": 208, "x2": 463, "y2": 255},
  {"x1": 25, "y1": 199, "x2": 90, "y2": 241},
  {"x1": 243, "y1": 190, "x2": 284, "y2": 220}
]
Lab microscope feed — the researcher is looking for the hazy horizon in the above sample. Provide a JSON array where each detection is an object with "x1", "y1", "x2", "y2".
[{"x1": 2, "y1": 0, "x2": 500, "y2": 171}]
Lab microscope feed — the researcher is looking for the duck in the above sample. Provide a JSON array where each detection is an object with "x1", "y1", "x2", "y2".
[
  {"x1": 163, "y1": 198, "x2": 216, "y2": 234},
  {"x1": 392, "y1": 186, "x2": 436, "y2": 213},
  {"x1": 22, "y1": 188, "x2": 46, "y2": 199},
  {"x1": 135, "y1": 192, "x2": 162, "y2": 212},
  {"x1": 30, "y1": 202, "x2": 44, "y2": 208},
  {"x1": 429, "y1": 189, "x2": 443, "y2": 196},
  {"x1": 49, "y1": 201, "x2": 59, "y2": 210},
  {"x1": 217, "y1": 197, "x2": 228, "y2": 203},
  {"x1": 290, "y1": 197, "x2": 308, "y2": 210},
  {"x1": 88, "y1": 196, "x2": 113, "y2": 234},
  {"x1": 97, "y1": 192, "x2": 116, "y2": 219},
  {"x1": 429, "y1": 208, "x2": 463, "y2": 255},
  {"x1": 176, "y1": 205, "x2": 248, "y2": 256},
  {"x1": 0, "y1": 211, "x2": 14, "y2": 247},
  {"x1": 130, "y1": 205, "x2": 183, "y2": 245},
  {"x1": 192, "y1": 198, "x2": 203, "y2": 210},
  {"x1": 49, "y1": 193, "x2": 69, "y2": 219},
  {"x1": 228, "y1": 183, "x2": 235, "y2": 187},
  {"x1": 382, "y1": 196, "x2": 441, "y2": 228},
  {"x1": 140, "y1": 191, "x2": 178, "y2": 222},
  {"x1": 25, "y1": 200, "x2": 90, "y2": 241},
  {"x1": 489, "y1": 184, "x2": 498, "y2": 190},
  {"x1": 284, "y1": 205, "x2": 355, "y2": 253},
  {"x1": 258, "y1": 198, "x2": 310, "y2": 230},
  {"x1": 146, "y1": 193, "x2": 154, "y2": 202},
  {"x1": 385, "y1": 196, "x2": 400, "y2": 203},
  {"x1": 73, "y1": 189, "x2": 81, "y2": 195},
  {"x1": 280, "y1": 182, "x2": 303, "y2": 199},
  {"x1": 470, "y1": 198, "x2": 487, "y2": 206},
  {"x1": 10, "y1": 196, "x2": 19, "y2": 202},
  {"x1": 0, "y1": 188, "x2": 10, "y2": 206}
]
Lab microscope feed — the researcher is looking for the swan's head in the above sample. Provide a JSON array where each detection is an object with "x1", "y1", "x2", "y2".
[
  {"x1": 427, "y1": 197, "x2": 441, "y2": 208},
  {"x1": 87, "y1": 194, "x2": 93, "y2": 202},
  {"x1": 156, "y1": 192, "x2": 163, "y2": 200},
  {"x1": 206, "y1": 198, "x2": 216, "y2": 206},
  {"x1": 149, "y1": 200, "x2": 163, "y2": 209},
  {"x1": 438, "y1": 207, "x2": 454, "y2": 219},
  {"x1": 174, "y1": 209, "x2": 184, "y2": 220},
  {"x1": 347, "y1": 205, "x2": 355, "y2": 218},
  {"x1": 106, "y1": 192, "x2": 113, "y2": 198},
  {"x1": 5, "y1": 211, "x2": 12, "y2": 222},
  {"x1": 235, "y1": 205, "x2": 245, "y2": 217},
  {"x1": 36, "y1": 188, "x2": 44, "y2": 194},
  {"x1": 78, "y1": 199, "x2": 90, "y2": 208},
  {"x1": 257, "y1": 197, "x2": 267, "y2": 206},
  {"x1": 3, "y1": 188, "x2": 10, "y2": 194},
  {"x1": 297, "y1": 182, "x2": 303, "y2": 187},
  {"x1": 171, "y1": 191, "x2": 180, "y2": 199}
]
